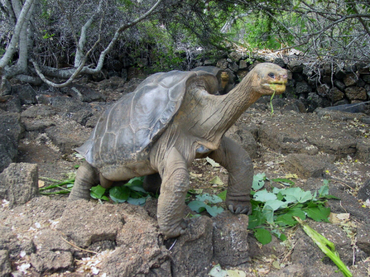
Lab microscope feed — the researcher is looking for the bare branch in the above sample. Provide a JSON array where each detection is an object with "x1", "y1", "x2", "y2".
[{"x1": 0, "y1": 0, "x2": 36, "y2": 70}]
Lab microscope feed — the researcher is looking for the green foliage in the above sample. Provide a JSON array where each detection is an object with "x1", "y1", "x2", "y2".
[
  {"x1": 248, "y1": 176, "x2": 339, "y2": 245},
  {"x1": 39, "y1": 177, "x2": 74, "y2": 195},
  {"x1": 296, "y1": 217, "x2": 353, "y2": 277},
  {"x1": 187, "y1": 192, "x2": 225, "y2": 217},
  {"x1": 89, "y1": 176, "x2": 152, "y2": 205}
]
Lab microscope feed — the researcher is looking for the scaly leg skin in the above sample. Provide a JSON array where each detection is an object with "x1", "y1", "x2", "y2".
[
  {"x1": 209, "y1": 136, "x2": 253, "y2": 214},
  {"x1": 157, "y1": 148, "x2": 189, "y2": 239},
  {"x1": 68, "y1": 161, "x2": 99, "y2": 201}
]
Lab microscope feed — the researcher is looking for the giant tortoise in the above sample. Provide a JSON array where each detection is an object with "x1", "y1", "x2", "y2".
[
  {"x1": 191, "y1": 66, "x2": 235, "y2": 95},
  {"x1": 69, "y1": 63, "x2": 288, "y2": 238}
]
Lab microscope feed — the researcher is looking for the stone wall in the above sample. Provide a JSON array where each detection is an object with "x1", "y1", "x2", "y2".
[{"x1": 192, "y1": 51, "x2": 370, "y2": 112}]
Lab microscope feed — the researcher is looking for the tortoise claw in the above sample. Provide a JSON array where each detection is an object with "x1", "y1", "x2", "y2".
[
  {"x1": 228, "y1": 204, "x2": 250, "y2": 215},
  {"x1": 240, "y1": 208, "x2": 248, "y2": 214}
]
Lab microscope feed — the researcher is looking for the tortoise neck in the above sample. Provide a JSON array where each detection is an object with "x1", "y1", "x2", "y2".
[{"x1": 214, "y1": 72, "x2": 260, "y2": 131}]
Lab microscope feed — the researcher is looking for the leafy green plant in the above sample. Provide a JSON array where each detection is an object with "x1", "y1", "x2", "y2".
[
  {"x1": 187, "y1": 192, "x2": 225, "y2": 217},
  {"x1": 249, "y1": 175, "x2": 339, "y2": 245},
  {"x1": 90, "y1": 176, "x2": 153, "y2": 205},
  {"x1": 39, "y1": 177, "x2": 74, "y2": 195}
]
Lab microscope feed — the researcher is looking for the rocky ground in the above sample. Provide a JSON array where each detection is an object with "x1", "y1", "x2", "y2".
[{"x1": 0, "y1": 75, "x2": 370, "y2": 276}]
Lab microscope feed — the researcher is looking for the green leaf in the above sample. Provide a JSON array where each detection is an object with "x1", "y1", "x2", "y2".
[
  {"x1": 305, "y1": 205, "x2": 330, "y2": 222},
  {"x1": 264, "y1": 199, "x2": 287, "y2": 211},
  {"x1": 248, "y1": 209, "x2": 266, "y2": 229},
  {"x1": 217, "y1": 190, "x2": 227, "y2": 201},
  {"x1": 281, "y1": 187, "x2": 312, "y2": 203},
  {"x1": 109, "y1": 186, "x2": 130, "y2": 203},
  {"x1": 196, "y1": 193, "x2": 222, "y2": 204},
  {"x1": 127, "y1": 197, "x2": 147, "y2": 206},
  {"x1": 298, "y1": 190, "x2": 313, "y2": 203},
  {"x1": 90, "y1": 185, "x2": 106, "y2": 199},
  {"x1": 209, "y1": 176, "x2": 224, "y2": 186},
  {"x1": 206, "y1": 157, "x2": 221, "y2": 168},
  {"x1": 262, "y1": 204, "x2": 274, "y2": 224},
  {"x1": 205, "y1": 205, "x2": 224, "y2": 217},
  {"x1": 275, "y1": 208, "x2": 306, "y2": 227},
  {"x1": 188, "y1": 200, "x2": 208, "y2": 213},
  {"x1": 318, "y1": 183, "x2": 329, "y2": 197},
  {"x1": 271, "y1": 178, "x2": 295, "y2": 186},
  {"x1": 254, "y1": 228, "x2": 272, "y2": 245},
  {"x1": 254, "y1": 189, "x2": 277, "y2": 202},
  {"x1": 252, "y1": 173, "x2": 266, "y2": 190}
]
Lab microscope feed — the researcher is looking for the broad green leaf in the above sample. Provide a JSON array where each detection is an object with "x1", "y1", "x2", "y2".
[
  {"x1": 275, "y1": 208, "x2": 305, "y2": 227},
  {"x1": 298, "y1": 190, "x2": 313, "y2": 203},
  {"x1": 262, "y1": 204, "x2": 274, "y2": 224},
  {"x1": 305, "y1": 205, "x2": 330, "y2": 222},
  {"x1": 248, "y1": 209, "x2": 266, "y2": 229},
  {"x1": 90, "y1": 185, "x2": 106, "y2": 199},
  {"x1": 217, "y1": 190, "x2": 227, "y2": 201},
  {"x1": 128, "y1": 176, "x2": 144, "y2": 186},
  {"x1": 281, "y1": 187, "x2": 312, "y2": 203},
  {"x1": 318, "y1": 183, "x2": 329, "y2": 197},
  {"x1": 254, "y1": 228, "x2": 272, "y2": 245},
  {"x1": 188, "y1": 200, "x2": 207, "y2": 213},
  {"x1": 127, "y1": 197, "x2": 146, "y2": 206},
  {"x1": 264, "y1": 199, "x2": 287, "y2": 211},
  {"x1": 126, "y1": 184, "x2": 147, "y2": 193},
  {"x1": 254, "y1": 189, "x2": 277, "y2": 202},
  {"x1": 205, "y1": 205, "x2": 224, "y2": 217},
  {"x1": 196, "y1": 193, "x2": 222, "y2": 204},
  {"x1": 252, "y1": 173, "x2": 266, "y2": 190},
  {"x1": 109, "y1": 186, "x2": 130, "y2": 203},
  {"x1": 276, "y1": 191, "x2": 284, "y2": 201}
]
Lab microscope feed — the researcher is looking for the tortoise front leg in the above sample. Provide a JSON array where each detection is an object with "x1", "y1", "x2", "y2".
[
  {"x1": 68, "y1": 161, "x2": 99, "y2": 201},
  {"x1": 209, "y1": 136, "x2": 253, "y2": 214},
  {"x1": 157, "y1": 147, "x2": 188, "y2": 239}
]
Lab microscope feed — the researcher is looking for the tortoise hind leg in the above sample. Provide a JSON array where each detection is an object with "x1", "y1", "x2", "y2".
[
  {"x1": 68, "y1": 161, "x2": 99, "y2": 201},
  {"x1": 208, "y1": 136, "x2": 252, "y2": 214},
  {"x1": 143, "y1": 173, "x2": 162, "y2": 194}
]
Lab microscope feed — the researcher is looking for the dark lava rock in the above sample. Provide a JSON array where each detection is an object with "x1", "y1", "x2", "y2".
[
  {"x1": 0, "y1": 112, "x2": 24, "y2": 172},
  {"x1": 0, "y1": 163, "x2": 39, "y2": 208},
  {"x1": 212, "y1": 212, "x2": 250, "y2": 266}
]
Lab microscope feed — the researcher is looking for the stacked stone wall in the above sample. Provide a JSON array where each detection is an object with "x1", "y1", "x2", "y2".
[{"x1": 192, "y1": 52, "x2": 370, "y2": 112}]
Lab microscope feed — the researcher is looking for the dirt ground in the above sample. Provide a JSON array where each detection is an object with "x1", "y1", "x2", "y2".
[{"x1": 1, "y1": 79, "x2": 370, "y2": 276}]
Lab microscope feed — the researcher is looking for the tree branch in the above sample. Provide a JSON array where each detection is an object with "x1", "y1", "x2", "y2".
[
  {"x1": 31, "y1": 0, "x2": 164, "y2": 87},
  {"x1": 0, "y1": 0, "x2": 36, "y2": 70}
]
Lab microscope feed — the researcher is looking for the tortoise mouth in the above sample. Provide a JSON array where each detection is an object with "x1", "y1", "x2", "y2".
[{"x1": 263, "y1": 81, "x2": 287, "y2": 94}]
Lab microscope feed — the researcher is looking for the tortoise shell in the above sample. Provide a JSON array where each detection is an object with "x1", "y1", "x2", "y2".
[{"x1": 76, "y1": 70, "x2": 217, "y2": 169}]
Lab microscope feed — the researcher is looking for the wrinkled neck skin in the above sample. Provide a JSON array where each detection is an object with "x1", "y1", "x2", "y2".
[{"x1": 213, "y1": 73, "x2": 260, "y2": 134}]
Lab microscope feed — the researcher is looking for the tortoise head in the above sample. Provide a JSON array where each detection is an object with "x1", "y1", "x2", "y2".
[
  {"x1": 251, "y1": 63, "x2": 288, "y2": 96},
  {"x1": 220, "y1": 71, "x2": 229, "y2": 82}
]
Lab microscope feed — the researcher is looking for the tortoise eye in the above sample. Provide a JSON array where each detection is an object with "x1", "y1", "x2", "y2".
[{"x1": 268, "y1": 72, "x2": 275, "y2": 78}]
